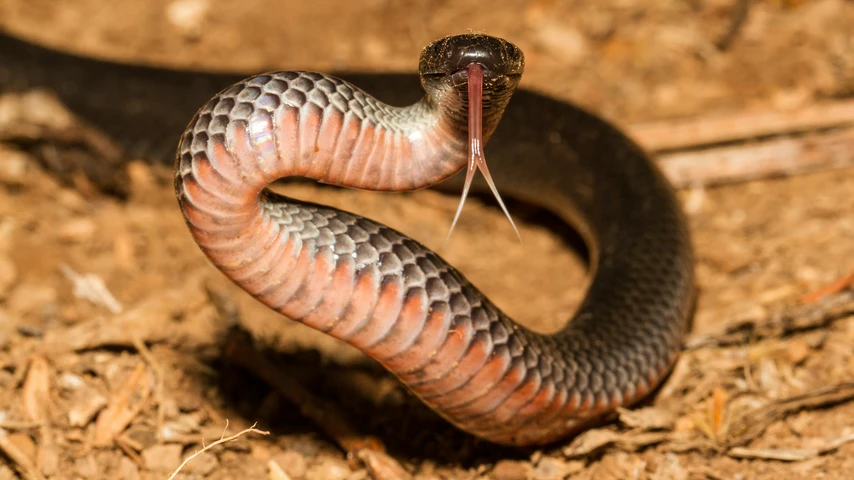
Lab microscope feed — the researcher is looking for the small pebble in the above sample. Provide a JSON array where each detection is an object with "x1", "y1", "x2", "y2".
[
  {"x1": 305, "y1": 456, "x2": 352, "y2": 480},
  {"x1": 251, "y1": 444, "x2": 272, "y2": 461},
  {"x1": 117, "y1": 457, "x2": 141, "y2": 480},
  {"x1": 127, "y1": 160, "x2": 155, "y2": 192},
  {"x1": 183, "y1": 450, "x2": 219, "y2": 475},
  {"x1": 269, "y1": 459, "x2": 294, "y2": 480},
  {"x1": 141, "y1": 443, "x2": 183, "y2": 472},
  {"x1": 491, "y1": 460, "x2": 530, "y2": 480},
  {"x1": 166, "y1": 0, "x2": 210, "y2": 39},
  {"x1": 0, "y1": 148, "x2": 31, "y2": 185},
  {"x1": 57, "y1": 217, "x2": 97, "y2": 243},
  {"x1": 534, "y1": 21, "x2": 590, "y2": 64},
  {"x1": 272, "y1": 451, "x2": 307, "y2": 479},
  {"x1": 121, "y1": 426, "x2": 158, "y2": 451},
  {"x1": 74, "y1": 456, "x2": 97, "y2": 478},
  {"x1": 7, "y1": 283, "x2": 57, "y2": 318},
  {"x1": 786, "y1": 339, "x2": 810, "y2": 364}
]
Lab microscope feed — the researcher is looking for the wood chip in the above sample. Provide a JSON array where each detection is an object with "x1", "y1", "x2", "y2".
[
  {"x1": 93, "y1": 362, "x2": 154, "y2": 446},
  {"x1": 67, "y1": 390, "x2": 108, "y2": 428},
  {"x1": 617, "y1": 406, "x2": 677, "y2": 430},
  {"x1": 21, "y1": 356, "x2": 51, "y2": 423},
  {"x1": 358, "y1": 449, "x2": 412, "y2": 480},
  {"x1": 0, "y1": 431, "x2": 46, "y2": 480},
  {"x1": 562, "y1": 428, "x2": 671, "y2": 458},
  {"x1": 490, "y1": 460, "x2": 530, "y2": 480}
]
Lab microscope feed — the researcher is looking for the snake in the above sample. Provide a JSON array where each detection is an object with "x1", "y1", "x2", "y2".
[{"x1": 1, "y1": 31, "x2": 694, "y2": 446}]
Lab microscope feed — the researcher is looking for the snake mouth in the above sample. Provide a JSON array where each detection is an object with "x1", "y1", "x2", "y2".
[{"x1": 444, "y1": 63, "x2": 522, "y2": 245}]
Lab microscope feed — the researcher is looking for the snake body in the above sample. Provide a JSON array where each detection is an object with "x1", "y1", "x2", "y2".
[
  {"x1": 1, "y1": 32, "x2": 694, "y2": 446},
  {"x1": 174, "y1": 34, "x2": 694, "y2": 446}
]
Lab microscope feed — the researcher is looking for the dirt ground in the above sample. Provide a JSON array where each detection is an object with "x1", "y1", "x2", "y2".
[{"x1": 1, "y1": 0, "x2": 854, "y2": 479}]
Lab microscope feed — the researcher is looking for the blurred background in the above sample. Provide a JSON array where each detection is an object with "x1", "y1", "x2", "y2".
[
  {"x1": 1, "y1": 1, "x2": 853, "y2": 479},
  {"x1": 3, "y1": 0, "x2": 852, "y2": 120}
]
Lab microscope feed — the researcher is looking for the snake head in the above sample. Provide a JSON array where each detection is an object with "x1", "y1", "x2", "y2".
[
  {"x1": 419, "y1": 34, "x2": 524, "y2": 102},
  {"x1": 419, "y1": 33, "x2": 524, "y2": 139},
  {"x1": 418, "y1": 33, "x2": 525, "y2": 78}
]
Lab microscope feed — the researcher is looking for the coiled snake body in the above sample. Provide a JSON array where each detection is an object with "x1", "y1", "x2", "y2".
[
  {"x1": 174, "y1": 34, "x2": 694, "y2": 446},
  {"x1": 0, "y1": 32, "x2": 694, "y2": 446}
]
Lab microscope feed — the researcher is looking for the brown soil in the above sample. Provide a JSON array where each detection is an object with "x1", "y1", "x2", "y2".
[{"x1": 1, "y1": 0, "x2": 853, "y2": 479}]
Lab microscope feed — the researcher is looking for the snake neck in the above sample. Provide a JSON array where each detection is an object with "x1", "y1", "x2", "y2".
[
  {"x1": 176, "y1": 70, "x2": 487, "y2": 211},
  {"x1": 423, "y1": 72, "x2": 520, "y2": 145}
]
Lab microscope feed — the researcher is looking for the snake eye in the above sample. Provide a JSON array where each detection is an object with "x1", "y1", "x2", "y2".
[{"x1": 419, "y1": 33, "x2": 525, "y2": 78}]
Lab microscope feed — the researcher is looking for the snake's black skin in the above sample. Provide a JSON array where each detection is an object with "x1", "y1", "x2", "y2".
[{"x1": 1, "y1": 31, "x2": 695, "y2": 446}]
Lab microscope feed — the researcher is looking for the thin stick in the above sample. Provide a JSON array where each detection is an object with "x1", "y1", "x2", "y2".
[
  {"x1": 657, "y1": 127, "x2": 854, "y2": 188},
  {"x1": 715, "y1": 0, "x2": 752, "y2": 51},
  {"x1": 629, "y1": 99, "x2": 854, "y2": 152},
  {"x1": 0, "y1": 420, "x2": 45, "y2": 430},
  {"x1": 166, "y1": 421, "x2": 269, "y2": 480},
  {"x1": 131, "y1": 336, "x2": 166, "y2": 441}
]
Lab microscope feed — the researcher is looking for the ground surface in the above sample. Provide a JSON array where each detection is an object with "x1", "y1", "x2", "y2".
[{"x1": 0, "y1": 0, "x2": 853, "y2": 479}]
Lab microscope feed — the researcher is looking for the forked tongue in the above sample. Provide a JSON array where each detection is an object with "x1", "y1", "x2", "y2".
[{"x1": 444, "y1": 63, "x2": 522, "y2": 245}]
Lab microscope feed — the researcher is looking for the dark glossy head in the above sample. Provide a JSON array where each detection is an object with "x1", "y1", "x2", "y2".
[
  {"x1": 417, "y1": 34, "x2": 525, "y2": 134},
  {"x1": 418, "y1": 33, "x2": 525, "y2": 78}
]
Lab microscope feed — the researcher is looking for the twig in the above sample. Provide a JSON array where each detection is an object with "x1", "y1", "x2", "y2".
[
  {"x1": 725, "y1": 382, "x2": 854, "y2": 446},
  {"x1": 115, "y1": 436, "x2": 145, "y2": 469},
  {"x1": 166, "y1": 421, "x2": 269, "y2": 480},
  {"x1": 656, "y1": 126, "x2": 854, "y2": 188},
  {"x1": 686, "y1": 290, "x2": 854, "y2": 349},
  {"x1": 797, "y1": 270, "x2": 854, "y2": 304},
  {"x1": 132, "y1": 336, "x2": 166, "y2": 442},
  {"x1": 628, "y1": 99, "x2": 854, "y2": 187},
  {"x1": 0, "y1": 431, "x2": 47, "y2": 480},
  {"x1": 715, "y1": 0, "x2": 751, "y2": 51},
  {"x1": 727, "y1": 433, "x2": 854, "y2": 461},
  {"x1": 629, "y1": 99, "x2": 854, "y2": 152},
  {"x1": 0, "y1": 420, "x2": 45, "y2": 430},
  {"x1": 93, "y1": 362, "x2": 153, "y2": 446}
]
